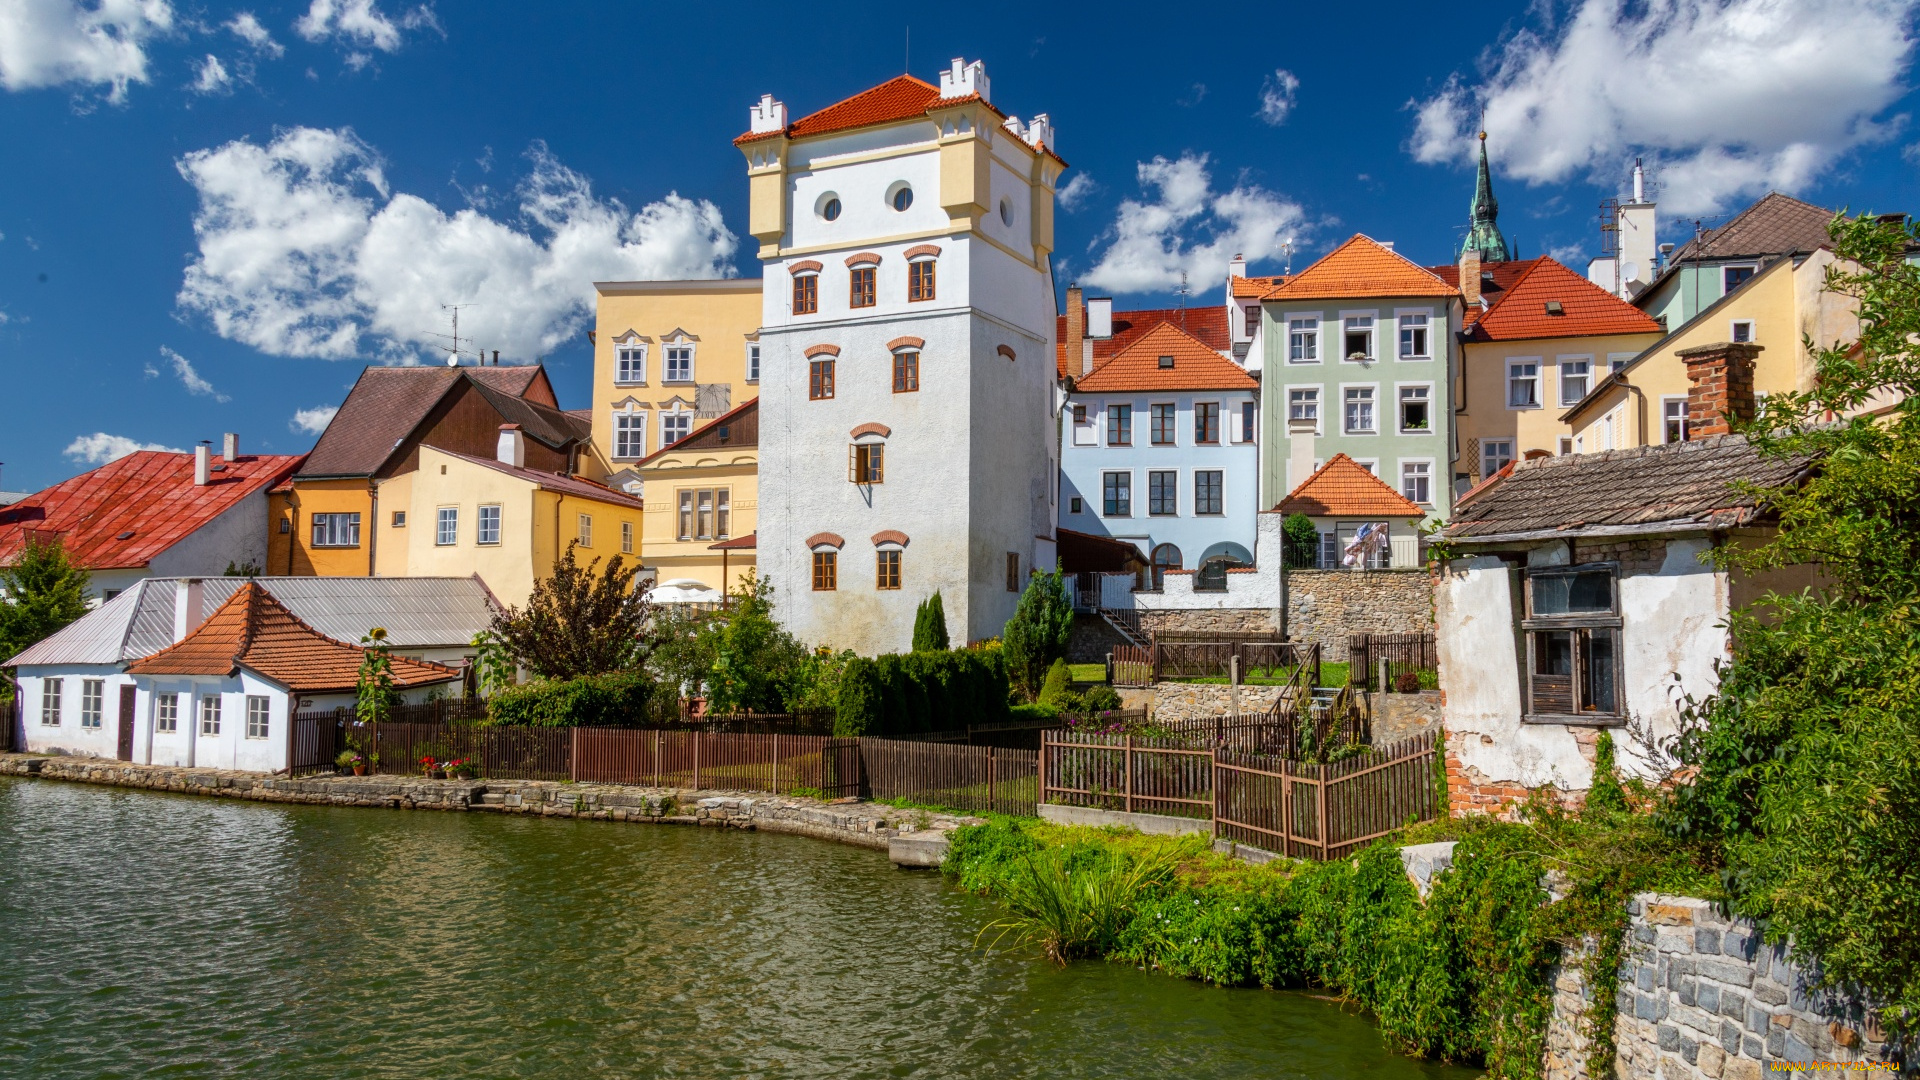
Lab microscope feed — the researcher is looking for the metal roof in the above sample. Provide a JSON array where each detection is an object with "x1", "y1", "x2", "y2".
[{"x1": 5, "y1": 575, "x2": 501, "y2": 668}]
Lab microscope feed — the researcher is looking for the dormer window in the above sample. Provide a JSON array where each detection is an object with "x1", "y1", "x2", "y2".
[{"x1": 1157, "y1": 355, "x2": 1174, "y2": 369}]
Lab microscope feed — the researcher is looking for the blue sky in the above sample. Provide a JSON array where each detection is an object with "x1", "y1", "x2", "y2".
[{"x1": 2, "y1": 0, "x2": 1916, "y2": 491}]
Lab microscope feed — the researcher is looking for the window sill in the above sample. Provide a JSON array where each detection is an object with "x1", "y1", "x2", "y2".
[
  {"x1": 613, "y1": 380, "x2": 647, "y2": 388},
  {"x1": 309, "y1": 544, "x2": 362, "y2": 550},
  {"x1": 662, "y1": 379, "x2": 696, "y2": 385},
  {"x1": 1397, "y1": 356, "x2": 1433, "y2": 362},
  {"x1": 1523, "y1": 713, "x2": 1627, "y2": 728}
]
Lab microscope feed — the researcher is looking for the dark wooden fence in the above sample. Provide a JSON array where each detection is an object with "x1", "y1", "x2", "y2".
[
  {"x1": 1107, "y1": 639, "x2": 1321, "y2": 687},
  {"x1": 1040, "y1": 728, "x2": 1441, "y2": 860},
  {"x1": 1348, "y1": 633, "x2": 1440, "y2": 691},
  {"x1": 861, "y1": 738, "x2": 1038, "y2": 817},
  {"x1": 1109, "y1": 645, "x2": 1153, "y2": 688}
]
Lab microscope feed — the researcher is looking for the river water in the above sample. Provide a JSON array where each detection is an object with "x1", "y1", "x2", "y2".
[{"x1": 0, "y1": 777, "x2": 1477, "y2": 1079}]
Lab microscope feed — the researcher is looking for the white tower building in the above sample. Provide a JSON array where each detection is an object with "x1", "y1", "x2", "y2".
[{"x1": 737, "y1": 59, "x2": 1067, "y2": 654}]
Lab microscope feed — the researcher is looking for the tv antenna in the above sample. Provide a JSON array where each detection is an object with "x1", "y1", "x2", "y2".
[
  {"x1": 423, "y1": 304, "x2": 474, "y2": 366},
  {"x1": 1176, "y1": 270, "x2": 1189, "y2": 328},
  {"x1": 1281, "y1": 237, "x2": 1295, "y2": 276}
]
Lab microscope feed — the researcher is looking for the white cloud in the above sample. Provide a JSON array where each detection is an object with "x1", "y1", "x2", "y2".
[
  {"x1": 1411, "y1": 0, "x2": 1920, "y2": 217},
  {"x1": 226, "y1": 12, "x2": 281, "y2": 56},
  {"x1": 189, "y1": 52, "x2": 227, "y2": 93},
  {"x1": 1080, "y1": 153, "x2": 1308, "y2": 295},
  {"x1": 1258, "y1": 69, "x2": 1299, "y2": 126},
  {"x1": 64, "y1": 432, "x2": 183, "y2": 464},
  {"x1": 289, "y1": 404, "x2": 338, "y2": 434},
  {"x1": 0, "y1": 0, "x2": 175, "y2": 102},
  {"x1": 159, "y1": 345, "x2": 228, "y2": 401},
  {"x1": 1056, "y1": 172, "x2": 1096, "y2": 212},
  {"x1": 175, "y1": 126, "x2": 739, "y2": 361},
  {"x1": 294, "y1": 0, "x2": 437, "y2": 52}
]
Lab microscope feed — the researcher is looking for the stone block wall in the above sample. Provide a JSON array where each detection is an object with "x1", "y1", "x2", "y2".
[
  {"x1": 1148, "y1": 682, "x2": 1286, "y2": 725},
  {"x1": 1139, "y1": 609, "x2": 1278, "y2": 637},
  {"x1": 1546, "y1": 892, "x2": 1897, "y2": 1080},
  {"x1": 1067, "y1": 613, "x2": 1130, "y2": 664},
  {"x1": 1285, "y1": 569, "x2": 1433, "y2": 662},
  {"x1": 1373, "y1": 691, "x2": 1441, "y2": 746}
]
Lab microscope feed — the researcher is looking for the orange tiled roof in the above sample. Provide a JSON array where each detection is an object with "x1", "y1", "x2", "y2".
[
  {"x1": 0, "y1": 451, "x2": 304, "y2": 571},
  {"x1": 1276, "y1": 453, "x2": 1423, "y2": 517},
  {"x1": 1230, "y1": 275, "x2": 1285, "y2": 298},
  {"x1": 1264, "y1": 235, "x2": 1458, "y2": 301},
  {"x1": 128, "y1": 583, "x2": 460, "y2": 694},
  {"x1": 1073, "y1": 323, "x2": 1257, "y2": 393},
  {"x1": 1054, "y1": 306, "x2": 1230, "y2": 378},
  {"x1": 735, "y1": 75, "x2": 1066, "y2": 166},
  {"x1": 1465, "y1": 257, "x2": 1665, "y2": 342}
]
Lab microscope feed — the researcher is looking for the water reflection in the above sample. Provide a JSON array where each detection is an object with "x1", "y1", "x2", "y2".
[{"x1": 0, "y1": 778, "x2": 1476, "y2": 1079}]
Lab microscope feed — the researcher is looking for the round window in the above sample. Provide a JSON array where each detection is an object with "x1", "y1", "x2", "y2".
[
  {"x1": 890, "y1": 184, "x2": 913, "y2": 212},
  {"x1": 817, "y1": 192, "x2": 842, "y2": 221},
  {"x1": 999, "y1": 197, "x2": 1015, "y2": 227}
]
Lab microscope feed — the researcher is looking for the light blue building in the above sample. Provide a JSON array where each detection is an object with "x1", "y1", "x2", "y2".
[{"x1": 1059, "y1": 321, "x2": 1259, "y2": 589}]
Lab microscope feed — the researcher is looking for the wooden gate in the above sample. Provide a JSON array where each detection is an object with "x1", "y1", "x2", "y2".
[{"x1": 1213, "y1": 731, "x2": 1441, "y2": 860}]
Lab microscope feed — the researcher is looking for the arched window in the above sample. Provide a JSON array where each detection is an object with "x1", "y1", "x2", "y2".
[{"x1": 1151, "y1": 543, "x2": 1182, "y2": 591}]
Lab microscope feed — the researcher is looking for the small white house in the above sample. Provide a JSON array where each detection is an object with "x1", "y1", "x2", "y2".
[
  {"x1": 8, "y1": 580, "x2": 464, "y2": 768},
  {"x1": 1435, "y1": 434, "x2": 1817, "y2": 815}
]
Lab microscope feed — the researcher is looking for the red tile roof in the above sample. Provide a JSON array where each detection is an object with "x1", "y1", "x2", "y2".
[
  {"x1": 0, "y1": 451, "x2": 303, "y2": 571},
  {"x1": 1054, "y1": 306, "x2": 1230, "y2": 378},
  {"x1": 1230, "y1": 275, "x2": 1285, "y2": 298},
  {"x1": 1276, "y1": 454, "x2": 1424, "y2": 517},
  {"x1": 128, "y1": 583, "x2": 459, "y2": 694},
  {"x1": 734, "y1": 75, "x2": 1066, "y2": 165},
  {"x1": 1463, "y1": 257, "x2": 1664, "y2": 342},
  {"x1": 1426, "y1": 257, "x2": 1537, "y2": 301},
  {"x1": 1265, "y1": 235, "x2": 1458, "y2": 301},
  {"x1": 1073, "y1": 323, "x2": 1257, "y2": 393}
]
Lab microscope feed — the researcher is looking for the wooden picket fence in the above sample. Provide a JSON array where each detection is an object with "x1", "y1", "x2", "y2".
[
  {"x1": 1106, "y1": 640, "x2": 1322, "y2": 687},
  {"x1": 1039, "y1": 728, "x2": 1441, "y2": 860}
]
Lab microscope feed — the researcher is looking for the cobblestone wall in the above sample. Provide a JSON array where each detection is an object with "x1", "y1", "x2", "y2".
[
  {"x1": 0, "y1": 755, "x2": 977, "y2": 852},
  {"x1": 1546, "y1": 893, "x2": 1897, "y2": 1079},
  {"x1": 1147, "y1": 682, "x2": 1286, "y2": 725},
  {"x1": 1285, "y1": 569, "x2": 1433, "y2": 662},
  {"x1": 1138, "y1": 609, "x2": 1279, "y2": 637},
  {"x1": 1067, "y1": 613, "x2": 1130, "y2": 664}
]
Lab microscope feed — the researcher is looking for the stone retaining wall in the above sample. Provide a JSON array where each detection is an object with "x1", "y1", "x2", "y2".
[
  {"x1": 1285, "y1": 569, "x2": 1432, "y2": 662},
  {"x1": 1147, "y1": 682, "x2": 1286, "y2": 725},
  {"x1": 1138, "y1": 609, "x2": 1278, "y2": 638},
  {"x1": 1067, "y1": 612, "x2": 1130, "y2": 664},
  {"x1": 1546, "y1": 892, "x2": 1897, "y2": 1079},
  {"x1": 0, "y1": 755, "x2": 979, "y2": 853},
  {"x1": 1373, "y1": 691, "x2": 1442, "y2": 746}
]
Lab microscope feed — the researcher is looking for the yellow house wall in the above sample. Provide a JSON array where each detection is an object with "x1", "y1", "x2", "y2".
[
  {"x1": 272, "y1": 479, "x2": 374, "y2": 577},
  {"x1": 1456, "y1": 330, "x2": 1664, "y2": 472},
  {"x1": 637, "y1": 447, "x2": 759, "y2": 595},
  {"x1": 376, "y1": 447, "x2": 644, "y2": 608},
  {"x1": 591, "y1": 282, "x2": 764, "y2": 472},
  {"x1": 1567, "y1": 252, "x2": 1857, "y2": 450}
]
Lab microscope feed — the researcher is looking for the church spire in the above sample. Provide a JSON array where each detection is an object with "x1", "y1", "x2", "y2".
[{"x1": 1461, "y1": 131, "x2": 1514, "y2": 264}]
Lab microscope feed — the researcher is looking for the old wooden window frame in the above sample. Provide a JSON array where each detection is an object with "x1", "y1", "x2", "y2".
[
  {"x1": 1521, "y1": 562, "x2": 1625, "y2": 726},
  {"x1": 812, "y1": 550, "x2": 837, "y2": 591},
  {"x1": 876, "y1": 548, "x2": 902, "y2": 590},
  {"x1": 792, "y1": 273, "x2": 818, "y2": 315}
]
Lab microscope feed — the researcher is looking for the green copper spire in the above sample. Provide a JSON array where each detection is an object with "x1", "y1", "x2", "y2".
[{"x1": 1461, "y1": 131, "x2": 1514, "y2": 263}]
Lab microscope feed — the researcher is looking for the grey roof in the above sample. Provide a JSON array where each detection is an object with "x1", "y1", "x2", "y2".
[
  {"x1": 1444, "y1": 435, "x2": 1816, "y2": 543},
  {"x1": 6, "y1": 575, "x2": 500, "y2": 668},
  {"x1": 1663, "y1": 192, "x2": 1834, "y2": 266}
]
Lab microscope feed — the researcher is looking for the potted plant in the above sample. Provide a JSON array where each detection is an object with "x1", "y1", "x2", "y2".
[
  {"x1": 336, "y1": 750, "x2": 367, "y2": 776},
  {"x1": 447, "y1": 757, "x2": 477, "y2": 780},
  {"x1": 420, "y1": 755, "x2": 446, "y2": 780}
]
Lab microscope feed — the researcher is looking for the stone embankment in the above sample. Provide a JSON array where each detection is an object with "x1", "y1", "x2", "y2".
[{"x1": 0, "y1": 754, "x2": 975, "y2": 864}]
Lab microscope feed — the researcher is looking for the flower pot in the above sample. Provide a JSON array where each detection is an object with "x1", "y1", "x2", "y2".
[
  {"x1": 429, "y1": 769, "x2": 446, "y2": 780},
  {"x1": 352, "y1": 765, "x2": 367, "y2": 776}
]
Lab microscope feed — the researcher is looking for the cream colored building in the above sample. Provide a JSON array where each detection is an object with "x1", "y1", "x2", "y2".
[
  {"x1": 636, "y1": 398, "x2": 759, "y2": 598},
  {"x1": 374, "y1": 433, "x2": 645, "y2": 608},
  {"x1": 591, "y1": 278, "x2": 764, "y2": 488},
  {"x1": 1562, "y1": 249, "x2": 1859, "y2": 450}
]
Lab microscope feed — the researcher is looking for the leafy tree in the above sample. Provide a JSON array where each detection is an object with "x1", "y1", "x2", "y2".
[
  {"x1": 1282, "y1": 513, "x2": 1321, "y2": 569},
  {"x1": 0, "y1": 536, "x2": 91, "y2": 662},
  {"x1": 706, "y1": 572, "x2": 811, "y2": 714},
  {"x1": 488, "y1": 542, "x2": 653, "y2": 681},
  {"x1": 1002, "y1": 567, "x2": 1073, "y2": 698},
  {"x1": 1664, "y1": 212, "x2": 1920, "y2": 1039},
  {"x1": 355, "y1": 628, "x2": 401, "y2": 724},
  {"x1": 912, "y1": 590, "x2": 951, "y2": 652}
]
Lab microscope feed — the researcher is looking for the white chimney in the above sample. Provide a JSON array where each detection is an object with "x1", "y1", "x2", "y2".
[
  {"x1": 222, "y1": 432, "x2": 238, "y2": 461},
  {"x1": 194, "y1": 444, "x2": 211, "y2": 486},
  {"x1": 748, "y1": 93, "x2": 787, "y2": 135},
  {"x1": 497, "y1": 424, "x2": 525, "y2": 468},
  {"x1": 172, "y1": 578, "x2": 205, "y2": 642},
  {"x1": 1024, "y1": 113, "x2": 1053, "y2": 151},
  {"x1": 1086, "y1": 297, "x2": 1113, "y2": 339},
  {"x1": 938, "y1": 58, "x2": 989, "y2": 103},
  {"x1": 1380, "y1": 241, "x2": 1395, "y2": 253},
  {"x1": 1229, "y1": 254, "x2": 1247, "y2": 279}
]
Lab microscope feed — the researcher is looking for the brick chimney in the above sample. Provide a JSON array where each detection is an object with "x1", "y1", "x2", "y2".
[
  {"x1": 1458, "y1": 248, "x2": 1482, "y2": 307},
  {"x1": 1680, "y1": 342, "x2": 1762, "y2": 439},
  {"x1": 1065, "y1": 284, "x2": 1086, "y2": 378}
]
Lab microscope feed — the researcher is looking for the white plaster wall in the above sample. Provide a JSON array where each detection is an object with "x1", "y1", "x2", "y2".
[
  {"x1": 130, "y1": 673, "x2": 290, "y2": 772},
  {"x1": 146, "y1": 491, "x2": 272, "y2": 581},
  {"x1": 16, "y1": 666, "x2": 133, "y2": 759},
  {"x1": 1133, "y1": 512, "x2": 1283, "y2": 612},
  {"x1": 1439, "y1": 540, "x2": 1731, "y2": 792},
  {"x1": 786, "y1": 142, "x2": 943, "y2": 253}
]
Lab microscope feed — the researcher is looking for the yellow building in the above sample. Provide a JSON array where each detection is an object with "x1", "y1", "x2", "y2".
[
  {"x1": 1561, "y1": 248, "x2": 1858, "y2": 449},
  {"x1": 374, "y1": 433, "x2": 645, "y2": 608},
  {"x1": 272, "y1": 365, "x2": 594, "y2": 577},
  {"x1": 634, "y1": 398, "x2": 759, "y2": 599},
  {"x1": 1438, "y1": 256, "x2": 1665, "y2": 486},
  {"x1": 591, "y1": 278, "x2": 764, "y2": 488}
]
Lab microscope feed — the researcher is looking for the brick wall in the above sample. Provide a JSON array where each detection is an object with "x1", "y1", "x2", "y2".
[
  {"x1": 1573, "y1": 538, "x2": 1668, "y2": 573},
  {"x1": 1446, "y1": 726, "x2": 1596, "y2": 820},
  {"x1": 1286, "y1": 569, "x2": 1434, "y2": 662}
]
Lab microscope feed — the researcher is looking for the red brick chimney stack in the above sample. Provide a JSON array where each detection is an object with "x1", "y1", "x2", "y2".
[
  {"x1": 1680, "y1": 342, "x2": 1762, "y2": 439},
  {"x1": 1065, "y1": 283, "x2": 1085, "y2": 379}
]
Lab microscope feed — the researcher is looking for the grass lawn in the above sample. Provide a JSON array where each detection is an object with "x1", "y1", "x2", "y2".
[
  {"x1": 1068, "y1": 663, "x2": 1108, "y2": 684},
  {"x1": 1159, "y1": 660, "x2": 1352, "y2": 688}
]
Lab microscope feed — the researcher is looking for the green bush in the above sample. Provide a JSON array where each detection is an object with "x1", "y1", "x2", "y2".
[
  {"x1": 1080, "y1": 685, "x2": 1124, "y2": 712},
  {"x1": 912, "y1": 591, "x2": 951, "y2": 652},
  {"x1": 833, "y1": 649, "x2": 1011, "y2": 736},
  {"x1": 1002, "y1": 568, "x2": 1073, "y2": 697},
  {"x1": 1036, "y1": 658, "x2": 1071, "y2": 707},
  {"x1": 484, "y1": 671, "x2": 656, "y2": 728},
  {"x1": 1282, "y1": 512, "x2": 1321, "y2": 570}
]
